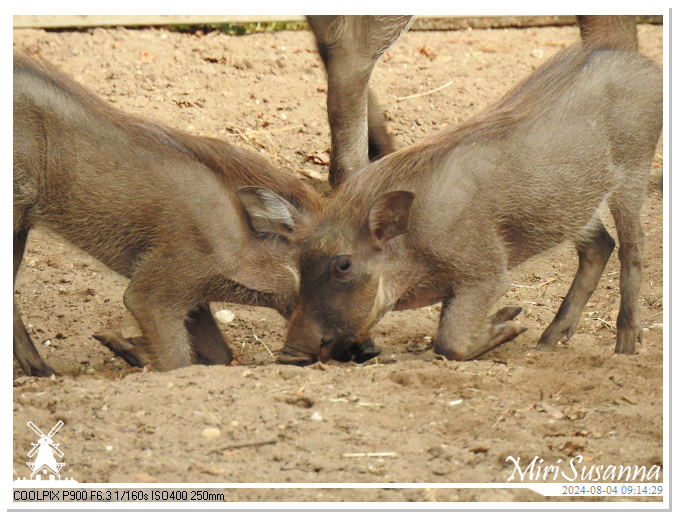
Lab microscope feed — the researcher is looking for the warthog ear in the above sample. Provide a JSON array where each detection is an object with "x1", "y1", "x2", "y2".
[
  {"x1": 368, "y1": 190, "x2": 415, "y2": 247},
  {"x1": 237, "y1": 186, "x2": 300, "y2": 238}
]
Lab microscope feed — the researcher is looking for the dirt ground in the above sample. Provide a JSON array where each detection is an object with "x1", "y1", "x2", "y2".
[{"x1": 12, "y1": 22, "x2": 664, "y2": 503}]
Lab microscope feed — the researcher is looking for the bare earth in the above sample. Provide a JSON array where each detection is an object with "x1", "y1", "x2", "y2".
[{"x1": 12, "y1": 23, "x2": 663, "y2": 503}]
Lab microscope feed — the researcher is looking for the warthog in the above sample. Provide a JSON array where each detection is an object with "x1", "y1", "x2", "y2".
[
  {"x1": 14, "y1": 52, "x2": 325, "y2": 375},
  {"x1": 272, "y1": 42, "x2": 661, "y2": 364}
]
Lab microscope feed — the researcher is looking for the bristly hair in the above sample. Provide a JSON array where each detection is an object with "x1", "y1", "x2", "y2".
[
  {"x1": 331, "y1": 43, "x2": 604, "y2": 215},
  {"x1": 14, "y1": 51, "x2": 323, "y2": 217}
]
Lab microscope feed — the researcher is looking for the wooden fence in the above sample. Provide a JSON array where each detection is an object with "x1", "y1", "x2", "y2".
[{"x1": 13, "y1": 15, "x2": 662, "y2": 30}]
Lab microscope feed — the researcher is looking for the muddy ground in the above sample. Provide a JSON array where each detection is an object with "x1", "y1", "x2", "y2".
[{"x1": 12, "y1": 22, "x2": 664, "y2": 503}]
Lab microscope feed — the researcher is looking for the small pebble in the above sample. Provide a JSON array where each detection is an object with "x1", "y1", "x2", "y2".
[
  {"x1": 310, "y1": 411, "x2": 323, "y2": 421},
  {"x1": 215, "y1": 309, "x2": 235, "y2": 325},
  {"x1": 202, "y1": 427, "x2": 221, "y2": 439}
]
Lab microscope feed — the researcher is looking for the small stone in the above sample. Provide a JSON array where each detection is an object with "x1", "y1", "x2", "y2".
[
  {"x1": 431, "y1": 462, "x2": 451, "y2": 476},
  {"x1": 310, "y1": 411, "x2": 323, "y2": 421},
  {"x1": 215, "y1": 309, "x2": 235, "y2": 325},
  {"x1": 202, "y1": 427, "x2": 221, "y2": 439},
  {"x1": 105, "y1": 445, "x2": 113, "y2": 452}
]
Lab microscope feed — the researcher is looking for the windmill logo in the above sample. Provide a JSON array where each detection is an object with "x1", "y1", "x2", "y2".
[{"x1": 24, "y1": 421, "x2": 68, "y2": 480}]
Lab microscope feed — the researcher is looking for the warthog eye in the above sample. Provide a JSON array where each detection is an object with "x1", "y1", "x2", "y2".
[{"x1": 335, "y1": 255, "x2": 352, "y2": 275}]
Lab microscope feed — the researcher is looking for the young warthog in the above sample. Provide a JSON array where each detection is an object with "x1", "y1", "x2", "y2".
[
  {"x1": 13, "y1": 52, "x2": 326, "y2": 376},
  {"x1": 271, "y1": 43, "x2": 662, "y2": 364}
]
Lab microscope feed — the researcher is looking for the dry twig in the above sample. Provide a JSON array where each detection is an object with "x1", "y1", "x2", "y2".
[
  {"x1": 253, "y1": 334, "x2": 275, "y2": 361},
  {"x1": 396, "y1": 80, "x2": 454, "y2": 101},
  {"x1": 594, "y1": 317, "x2": 615, "y2": 330},
  {"x1": 342, "y1": 452, "x2": 397, "y2": 458},
  {"x1": 209, "y1": 438, "x2": 277, "y2": 454},
  {"x1": 510, "y1": 277, "x2": 558, "y2": 289}
]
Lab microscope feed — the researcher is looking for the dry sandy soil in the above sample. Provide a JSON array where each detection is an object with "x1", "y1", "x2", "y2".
[{"x1": 12, "y1": 21, "x2": 664, "y2": 504}]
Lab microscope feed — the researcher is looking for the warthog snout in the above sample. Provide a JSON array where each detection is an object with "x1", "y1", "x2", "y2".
[{"x1": 278, "y1": 308, "x2": 381, "y2": 365}]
